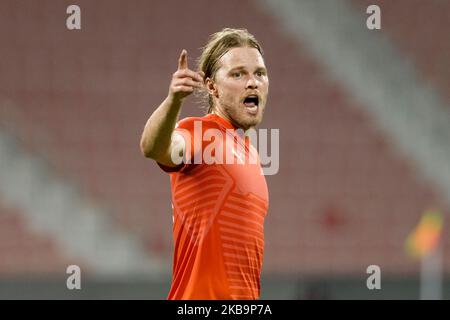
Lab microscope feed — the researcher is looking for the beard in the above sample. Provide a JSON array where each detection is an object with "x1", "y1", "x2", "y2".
[{"x1": 220, "y1": 99, "x2": 265, "y2": 130}]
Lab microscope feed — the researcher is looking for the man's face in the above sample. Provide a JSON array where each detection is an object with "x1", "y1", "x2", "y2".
[{"x1": 211, "y1": 46, "x2": 269, "y2": 130}]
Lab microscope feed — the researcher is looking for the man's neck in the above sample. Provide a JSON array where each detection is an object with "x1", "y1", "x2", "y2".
[{"x1": 211, "y1": 108, "x2": 254, "y2": 133}]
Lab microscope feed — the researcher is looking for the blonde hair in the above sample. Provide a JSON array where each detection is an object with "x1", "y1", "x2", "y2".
[{"x1": 197, "y1": 28, "x2": 263, "y2": 113}]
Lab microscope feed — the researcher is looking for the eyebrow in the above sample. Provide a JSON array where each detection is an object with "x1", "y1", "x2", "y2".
[{"x1": 229, "y1": 66, "x2": 267, "y2": 72}]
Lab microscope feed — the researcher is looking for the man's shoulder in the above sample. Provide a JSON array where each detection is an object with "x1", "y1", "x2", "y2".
[
  {"x1": 175, "y1": 116, "x2": 202, "y2": 129},
  {"x1": 176, "y1": 115, "x2": 222, "y2": 131}
]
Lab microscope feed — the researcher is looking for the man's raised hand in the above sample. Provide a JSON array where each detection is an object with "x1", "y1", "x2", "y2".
[{"x1": 168, "y1": 49, "x2": 205, "y2": 103}]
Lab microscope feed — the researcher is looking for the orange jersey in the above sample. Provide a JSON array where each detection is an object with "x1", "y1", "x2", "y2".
[{"x1": 158, "y1": 113, "x2": 269, "y2": 300}]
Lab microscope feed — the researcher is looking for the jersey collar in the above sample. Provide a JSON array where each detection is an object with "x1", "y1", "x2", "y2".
[{"x1": 205, "y1": 113, "x2": 239, "y2": 130}]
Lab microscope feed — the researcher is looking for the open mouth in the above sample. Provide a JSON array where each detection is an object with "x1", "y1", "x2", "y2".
[{"x1": 243, "y1": 95, "x2": 259, "y2": 114}]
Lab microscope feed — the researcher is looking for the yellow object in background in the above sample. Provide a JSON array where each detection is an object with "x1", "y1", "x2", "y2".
[{"x1": 406, "y1": 209, "x2": 444, "y2": 258}]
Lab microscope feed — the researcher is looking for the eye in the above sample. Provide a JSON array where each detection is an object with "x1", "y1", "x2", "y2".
[
  {"x1": 232, "y1": 72, "x2": 242, "y2": 78},
  {"x1": 256, "y1": 70, "x2": 265, "y2": 77}
]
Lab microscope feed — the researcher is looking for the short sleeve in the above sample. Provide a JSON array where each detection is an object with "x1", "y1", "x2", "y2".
[{"x1": 157, "y1": 117, "x2": 201, "y2": 174}]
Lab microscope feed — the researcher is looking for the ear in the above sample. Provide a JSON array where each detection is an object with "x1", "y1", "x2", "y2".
[{"x1": 205, "y1": 78, "x2": 219, "y2": 98}]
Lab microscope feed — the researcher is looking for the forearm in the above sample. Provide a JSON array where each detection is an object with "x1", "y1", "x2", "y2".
[
  {"x1": 140, "y1": 95, "x2": 182, "y2": 159},
  {"x1": 140, "y1": 49, "x2": 203, "y2": 161}
]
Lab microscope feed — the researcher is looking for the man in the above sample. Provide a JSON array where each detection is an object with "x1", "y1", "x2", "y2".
[{"x1": 140, "y1": 28, "x2": 269, "y2": 300}]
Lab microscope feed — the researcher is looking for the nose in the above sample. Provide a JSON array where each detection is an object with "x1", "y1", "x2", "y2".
[{"x1": 246, "y1": 76, "x2": 258, "y2": 89}]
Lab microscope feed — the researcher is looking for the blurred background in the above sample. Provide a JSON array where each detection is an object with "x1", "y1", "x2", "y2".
[{"x1": 0, "y1": 0, "x2": 449, "y2": 299}]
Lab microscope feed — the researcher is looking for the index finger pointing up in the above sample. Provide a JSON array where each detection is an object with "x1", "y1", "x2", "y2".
[{"x1": 178, "y1": 49, "x2": 188, "y2": 70}]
